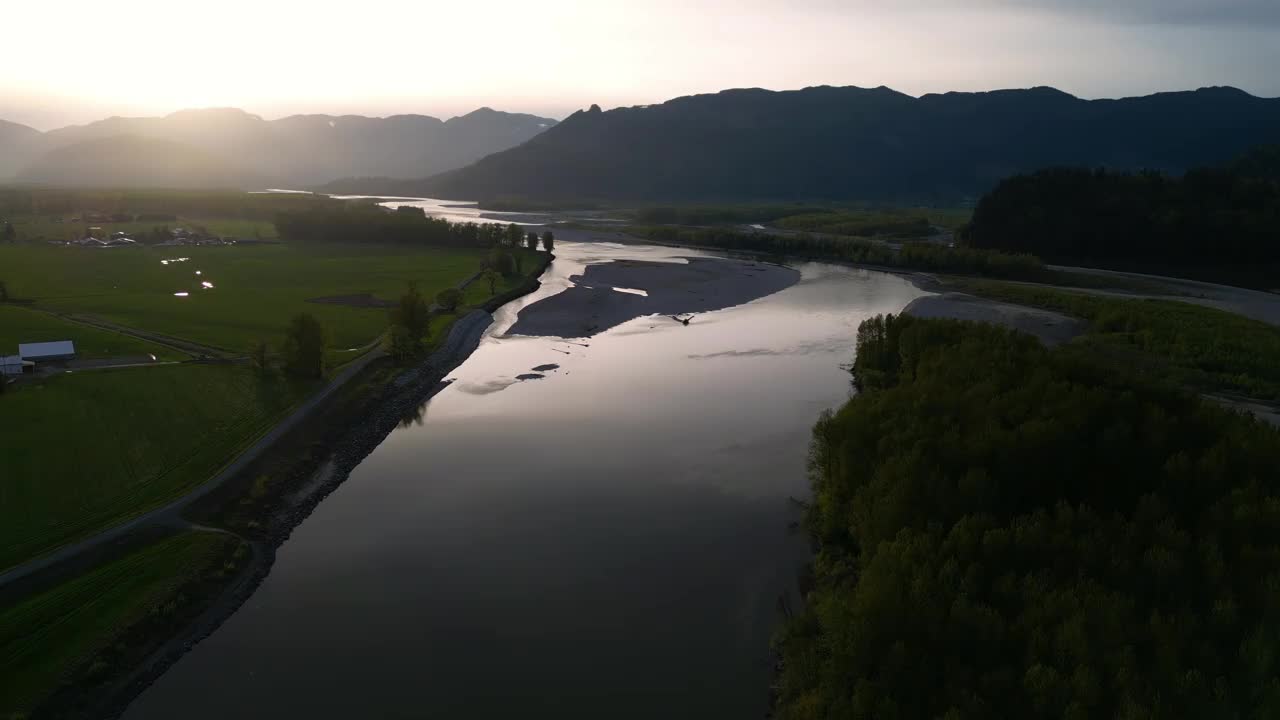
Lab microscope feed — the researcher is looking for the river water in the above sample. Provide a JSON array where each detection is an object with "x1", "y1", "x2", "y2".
[{"x1": 124, "y1": 240, "x2": 926, "y2": 720}]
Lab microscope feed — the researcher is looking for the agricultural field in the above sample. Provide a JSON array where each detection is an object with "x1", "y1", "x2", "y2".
[
  {"x1": 0, "y1": 531, "x2": 238, "y2": 716},
  {"x1": 0, "y1": 364, "x2": 313, "y2": 571},
  {"x1": 6, "y1": 215, "x2": 277, "y2": 244},
  {"x1": 0, "y1": 304, "x2": 183, "y2": 361},
  {"x1": 0, "y1": 243, "x2": 489, "y2": 352}
]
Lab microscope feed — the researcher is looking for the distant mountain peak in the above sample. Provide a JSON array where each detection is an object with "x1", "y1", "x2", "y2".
[
  {"x1": 3, "y1": 105, "x2": 559, "y2": 187},
  {"x1": 164, "y1": 107, "x2": 264, "y2": 122},
  {"x1": 413, "y1": 84, "x2": 1280, "y2": 203}
]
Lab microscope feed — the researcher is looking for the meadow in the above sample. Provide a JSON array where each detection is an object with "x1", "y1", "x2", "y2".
[
  {"x1": 0, "y1": 304, "x2": 183, "y2": 360},
  {"x1": 955, "y1": 280, "x2": 1280, "y2": 401},
  {"x1": 0, "y1": 531, "x2": 237, "y2": 717},
  {"x1": 8, "y1": 215, "x2": 277, "y2": 244},
  {"x1": 0, "y1": 243, "x2": 488, "y2": 352},
  {"x1": 0, "y1": 364, "x2": 313, "y2": 571}
]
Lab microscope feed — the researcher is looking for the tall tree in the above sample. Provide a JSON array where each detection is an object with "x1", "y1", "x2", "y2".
[
  {"x1": 391, "y1": 282, "x2": 431, "y2": 341},
  {"x1": 506, "y1": 223, "x2": 524, "y2": 248},
  {"x1": 282, "y1": 313, "x2": 326, "y2": 379},
  {"x1": 2, "y1": 222, "x2": 14, "y2": 244},
  {"x1": 526, "y1": 231, "x2": 539, "y2": 250},
  {"x1": 541, "y1": 230, "x2": 555, "y2": 252},
  {"x1": 249, "y1": 339, "x2": 270, "y2": 375}
]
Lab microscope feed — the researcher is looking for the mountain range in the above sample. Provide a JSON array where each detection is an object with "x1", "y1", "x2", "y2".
[
  {"x1": 0, "y1": 108, "x2": 557, "y2": 189},
  {"x1": 334, "y1": 85, "x2": 1280, "y2": 203}
]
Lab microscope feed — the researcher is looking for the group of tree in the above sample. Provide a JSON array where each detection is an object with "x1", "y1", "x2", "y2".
[
  {"x1": 773, "y1": 313, "x2": 1280, "y2": 719},
  {"x1": 638, "y1": 226, "x2": 1046, "y2": 281},
  {"x1": 387, "y1": 282, "x2": 432, "y2": 362},
  {"x1": 275, "y1": 204, "x2": 556, "y2": 252},
  {"x1": 250, "y1": 314, "x2": 327, "y2": 378},
  {"x1": 962, "y1": 148, "x2": 1280, "y2": 278}
]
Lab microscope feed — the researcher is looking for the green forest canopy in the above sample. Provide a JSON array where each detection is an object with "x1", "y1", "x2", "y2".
[
  {"x1": 774, "y1": 314, "x2": 1280, "y2": 719},
  {"x1": 962, "y1": 151, "x2": 1280, "y2": 278}
]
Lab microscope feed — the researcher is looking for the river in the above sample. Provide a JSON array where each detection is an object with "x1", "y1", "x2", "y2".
[{"x1": 123, "y1": 238, "x2": 926, "y2": 719}]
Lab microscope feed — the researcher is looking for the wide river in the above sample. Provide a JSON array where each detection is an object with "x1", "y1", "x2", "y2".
[{"x1": 124, "y1": 238, "x2": 926, "y2": 719}]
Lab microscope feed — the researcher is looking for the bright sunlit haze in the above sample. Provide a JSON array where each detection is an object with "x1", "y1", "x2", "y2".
[{"x1": 5, "y1": 0, "x2": 1279, "y2": 128}]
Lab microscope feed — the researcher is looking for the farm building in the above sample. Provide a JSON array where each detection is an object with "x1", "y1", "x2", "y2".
[
  {"x1": 1, "y1": 355, "x2": 32, "y2": 376},
  {"x1": 19, "y1": 340, "x2": 76, "y2": 362}
]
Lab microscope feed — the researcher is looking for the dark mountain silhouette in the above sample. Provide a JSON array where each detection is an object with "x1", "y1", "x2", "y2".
[
  {"x1": 3, "y1": 107, "x2": 556, "y2": 189},
  {"x1": 17, "y1": 135, "x2": 261, "y2": 189},
  {"x1": 373, "y1": 85, "x2": 1280, "y2": 203}
]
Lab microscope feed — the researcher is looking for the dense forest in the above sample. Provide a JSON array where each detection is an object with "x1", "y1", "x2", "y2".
[
  {"x1": 963, "y1": 149, "x2": 1280, "y2": 279},
  {"x1": 774, "y1": 314, "x2": 1280, "y2": 719}
]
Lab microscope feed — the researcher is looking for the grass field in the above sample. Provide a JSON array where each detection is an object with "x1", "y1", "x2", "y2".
[
  {"x1": 0, "y1": 531, "x2": 237, "y2": 716},
  {"x1": 8, "y1": 215, "x2": 277, "y2": 244},
  {"x1": 0, "y1": 243, "x2": 488, "y2": 352},
  {"x1": 0, "y1": 304, "x2": 184, "y2": 361},
  {"x1": 956, "y1": 280, "x2": 1280, "y2": 401},
  {"x1": 0, "y1": 364, "x2": 313, "y2": 571}
]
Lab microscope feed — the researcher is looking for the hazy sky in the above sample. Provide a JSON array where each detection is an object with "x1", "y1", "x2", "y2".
[{"x1": 4, "y1": 0, "x2": 1278, "y2": 129}]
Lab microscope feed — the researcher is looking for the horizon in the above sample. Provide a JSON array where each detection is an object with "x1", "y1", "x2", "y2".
[
  {"x1": 5, "y1": 0, "x2": 1279, "y2": 130},
  {"x1": 6, "y1": 82, "x2": 1277, "y2": 133}
]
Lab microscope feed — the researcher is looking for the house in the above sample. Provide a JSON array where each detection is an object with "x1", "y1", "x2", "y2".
[{"x1": 19, "y1": 340, "x2": 76, "y2": 362}]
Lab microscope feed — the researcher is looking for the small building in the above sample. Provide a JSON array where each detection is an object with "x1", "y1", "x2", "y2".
[
  {"x1": 1, "y1": 355, "x2": 31, "y2": 376},
  {"x1": 19, "y1": 340, "x2": 76, "y2": 362}
]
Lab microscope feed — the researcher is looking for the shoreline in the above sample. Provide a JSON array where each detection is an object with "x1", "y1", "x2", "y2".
[
  {"x1": 97, "y1": 311, "x2": 497, "y2": 720},
  {"x1": 39, "y1": 258, "x2": 554, "y2": 720}
]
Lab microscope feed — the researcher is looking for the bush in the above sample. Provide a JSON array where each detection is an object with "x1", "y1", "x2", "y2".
[{"x1": 435, "y1": 287, "x2": 462, "y2": 312}]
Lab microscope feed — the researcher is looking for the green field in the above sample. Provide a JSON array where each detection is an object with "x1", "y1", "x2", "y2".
[
  {"x1": 0, "y1": 364, "x2": 313, "y2": 571},
  {"x1": 0, "y1": 243, "x2": 488, "y2": 351},
  {"x1": 0, "y1": 304, "x2": 183, "y2": 361},
  {"x1": 956, "y1": 280, "x2": 1280, "y2": 401},
  {"x1": 0, "y1": 531, "x2": 237, "y2": 716},
  {"x1": 8, "y1": 215, "x2": 277, "y2": 244}
]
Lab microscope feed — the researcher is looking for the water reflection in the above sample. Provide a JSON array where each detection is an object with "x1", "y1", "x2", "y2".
[{"x1": 125, "y1": 240, "x2": 928, "y2": 720}]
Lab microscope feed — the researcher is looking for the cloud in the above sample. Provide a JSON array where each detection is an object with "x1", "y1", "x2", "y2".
[
  {"x1": 772, "y1": 0, "x2": 1280, "y2": 26},
  {"x1": 1002, "y1": 0, "x2": 1280, "y2": 26}
]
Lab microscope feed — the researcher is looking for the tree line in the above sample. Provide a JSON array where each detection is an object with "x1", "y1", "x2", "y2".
[
  {"x1": 962, "y1": 148, "x2": 1280, "y2": 276},
  {"x1": 637, "y1": 226, "x2": 1046, "y2": 280},
  {"x1": 773, "y1": 313, "x2": 1280, "y2": 719},
  {"x1": 274, "y1": 203, "x2": 555, "y2": 251}
]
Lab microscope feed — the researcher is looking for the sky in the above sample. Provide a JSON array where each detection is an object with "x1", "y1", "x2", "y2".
[{"x1": 3, "y1": 0, "x2": 1278, "y2": 129}]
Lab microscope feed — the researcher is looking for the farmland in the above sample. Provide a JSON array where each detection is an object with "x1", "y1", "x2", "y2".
[
  {"x1": 6, "y1": 215, "x2": 277, "y2": 245},
  {"x1": 0, "y1": 304, "x2": 182, "y2": 360},
  {"x1": 0, "y1": 531, "x2": 239, "y2": 717},
  {"x1": 0, "y1": 243, "x2": 488, "y2": 352},
  {"x1": 0, "y1": 364, "x2": 314, "y2": 571}
]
